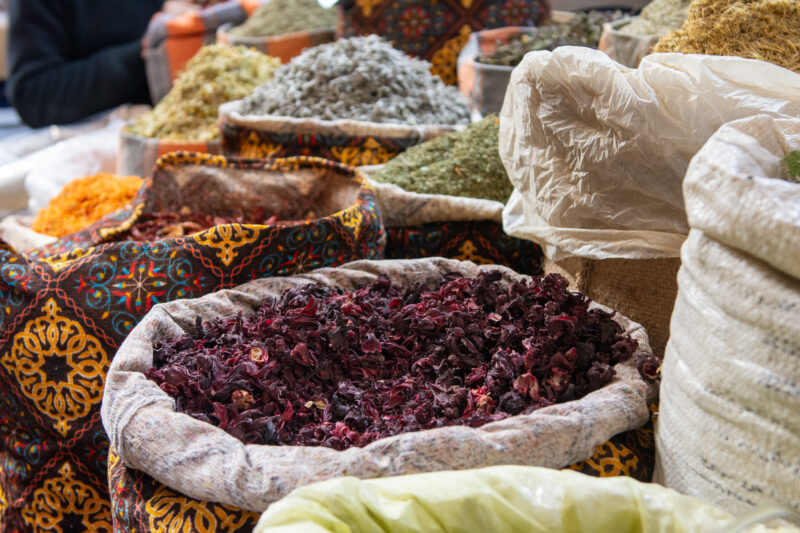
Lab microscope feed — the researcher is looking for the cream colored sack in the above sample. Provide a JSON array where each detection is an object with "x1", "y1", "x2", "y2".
[
  {"x1": 655, "y1": 115, "x2": 800, "y2": 514},
  {"x1": 499, "y1": 48, "x2": 800, "y2": 260},
  {"x1": 102, "y1": 258, "x2": 656, "y2": 512}
]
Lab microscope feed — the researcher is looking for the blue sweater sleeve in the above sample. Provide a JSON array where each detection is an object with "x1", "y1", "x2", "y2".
[{"x1": 6, "y1": 0, "x2": 153, "y2": 128}]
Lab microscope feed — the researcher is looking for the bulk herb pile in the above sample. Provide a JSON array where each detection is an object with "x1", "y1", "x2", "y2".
[
  {"x1": 476, "y1": 11, "x2": 623, "y2": 66},
  {"x1": 32, "y1": 174, "x2": 143, "y2": 238},
  {"x1": 782, "y1": 150, "x2": 800, "y2": 183},
  {"x1": 238, "y1": 36, "x2": 470, "y2": 125},
  {"x1": 229, "y1": 0, "x2": 337, "y2": 38},
  {"x1": 371, "y1": 115, "x2": 512, "y2": 203},
  {"x1": 653, "y1": 0, "x2": 800, "y2": 74},
  {"x1": 147, "y1": 272, "x2": 659, "y2": 449},
  {"x1": 619, "y1": 0, "x2": 690, "y2": 37},
  {"x1": 110, "y1": 209, "x2": 312, "y2": 242},
  {"x1": 128, "y1": 45, "x2": 280, "y2": 141}
]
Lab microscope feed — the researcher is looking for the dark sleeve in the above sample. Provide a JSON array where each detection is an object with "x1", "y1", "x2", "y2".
[{"x1": 6, "y1": 0, "x2": 153, "y2": 128}]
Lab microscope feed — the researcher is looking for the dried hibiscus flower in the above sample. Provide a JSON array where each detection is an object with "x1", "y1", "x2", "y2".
[{"x1": 147, "y1": 272, "x2": 658, "y2": 449}]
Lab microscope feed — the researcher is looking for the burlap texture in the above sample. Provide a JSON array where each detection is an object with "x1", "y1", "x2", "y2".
[
  {"x1": 101, "y1": 258, "x2": 656, "y2": 513},
  {"x1": 545, "y1": 257, "x2": 680, "y2": 357},
  {"x1": 655, "y1": 115, "x2": 800, "y2": 515},
  {"x1": 118, "y1": 128, "x2": 223, "y2": 179}
]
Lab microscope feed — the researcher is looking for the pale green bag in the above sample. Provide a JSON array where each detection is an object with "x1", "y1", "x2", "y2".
[{"x1": 254, "y1": 466, "x2": 799, "y2": 533}]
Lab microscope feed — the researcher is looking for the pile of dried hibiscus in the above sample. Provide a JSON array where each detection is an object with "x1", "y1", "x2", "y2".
[{"x1": 147, "y1": 271, "x2": 660, "y2": 450}]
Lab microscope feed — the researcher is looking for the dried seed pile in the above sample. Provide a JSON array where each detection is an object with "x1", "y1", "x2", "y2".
[
  {"x1": 371, "y1": 115, "x2": 513, "y2": 203},
  {"x1": 129, "y1": 45, "x2": 280, "y2": 141},
  {"x1": 147, "y1": 272, "x2": 660, "y2": 449},
  {"x1": 654, "y1": 0, "x2": 800, "y2": 74},
  {"x1": 238, "y1": 35, "x2": 471, "y2": 125},
  {"x1": 229, "y1": 0, "x2": 337, "y2": 38},
  {"x1": 619, "y1": 0, "x2": 690, "y2": 36}
]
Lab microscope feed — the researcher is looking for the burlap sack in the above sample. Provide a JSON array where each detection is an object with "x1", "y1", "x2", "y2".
[
  {"x1": 337, "y1": 0, "x2": 551, "y2": 86},
  {"x1": 366, "y1": 177, "x2": 543, "y2": 275},
  {"x1": 118, "y1": 128, "x2": 223, "y2": 178},
  {"x1": 219, "y1": 101, "x2": 461, "y2": 167},
  {"x1": 216, "y1": 22, "x2": 335, "y2": 64},
  {"x1": 655, "y1": 115, "x2": 800, "y2": 514},
  {"x1": 0, "y1": 153, "x2": 382, "y2": 532},
  {"x1": 101, "y1": 257, "x2": 657, "y2": 513},
  {"x1": 544, "y1": 257, "x2": 679, "y2": 357}
]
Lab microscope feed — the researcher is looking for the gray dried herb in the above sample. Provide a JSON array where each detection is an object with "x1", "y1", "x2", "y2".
[
  {"x1": 229, "y1": 0, "x2": 337, "y2": 38},
  {"x1": 371, "y1": 115, "x2": 513, "y2": 203},
  {"x1": 238, "y1": 36, "x2": 470, "y2": 126}
]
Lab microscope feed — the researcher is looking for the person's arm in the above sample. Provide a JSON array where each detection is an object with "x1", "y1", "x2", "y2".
[{"x1": 6, "y1": 0, "x2": 153, "y2": 128}]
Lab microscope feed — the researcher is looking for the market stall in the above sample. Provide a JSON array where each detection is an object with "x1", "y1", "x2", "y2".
[{"x1": 0, "y1": 0, "x2": 798, "y2": 531}]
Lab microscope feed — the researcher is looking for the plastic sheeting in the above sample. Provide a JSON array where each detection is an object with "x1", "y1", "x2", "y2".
[{"x1": 499, "y1": 48, "x2": 800, "y2": 260}]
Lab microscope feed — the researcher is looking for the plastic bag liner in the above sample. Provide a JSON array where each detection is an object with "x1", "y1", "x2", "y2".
[
  {"x1": 216, "y1": 22, "x2": 335, "y2": 64},
  {"x1": 597, "y1": 17, "x2": 661, "y2": 68},
  {"x1": 253, "y1": 466, "x2": 798, "y2": 533},
  {"x1": 0, "y1": 154, "x2": 382, "y2": 532},
  {"x1": 0, "y1": 214, "x2": 56, "y2": 253},
  {"x1": 656, "y1": 115, "x2": 800, "y2": 514},
  {"x1": 101, "y1": 257, "x2": 656, "y2": 512},
  {"x1": 363, "y1": 175, "x2": 543, "y2": 276},
  {"x1": 499, "y1": 48, "x2": 800, "y2": 261},
  {"x1": 219, "y1": 101, "x2": 461, "y2": 167}
]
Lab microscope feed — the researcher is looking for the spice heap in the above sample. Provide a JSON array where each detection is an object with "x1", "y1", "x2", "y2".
[
  {"x1": 619, "y1": 0, "x2": 690, "y2": 37},
  {"x1": 476, "y1": 11, "x2": 624, "y2": 67},
  {"x1": 109, "y1": 209, "x2": 312, "y2": 242},
  {"x1": 371, "y1": 115, "x2": 513, "y2": 204},
  {"x1": 32, "y1": 173, "x2": 143, "y2": 238},
  {"x1": 147, "y1": 271, "x2": 659, "y2": 449},
  {"x1": 229, "y1": 0, "x2": 337, "y2": 38},
  {"x1": 654, "y1": 0, "x2": 800, "y2": 74},
  {"x1": 128, "y1": 45, "x2": 280, "y2": 141},
  {"x1": 238, "y1": 35, "x2": 470, "y2": 125},
  {"x1": 782, "y1": 150, "x2": 800, "y2": 183}
]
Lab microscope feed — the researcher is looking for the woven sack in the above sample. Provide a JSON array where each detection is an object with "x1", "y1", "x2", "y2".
[
  {"x1": 655, "y1": 115, "x2": 800, "y2": 514},
  {"x1": 337, "y1": 0, "x2": 551, "y2": 86},
  {"x1": 365, "y1": 175, "x2": 543, "y2": 276},
  {"x1": 219, "y1": 101, "x2": 461, "y2": 167},
  {"x1": 216, "y1": 23, "x2": 335, "y2": 64},
  {"x1": 499, "y1": 48, "x2": 800, "y2": 261},
  {"x1": 101, "y1": 257, "x2": 657, "y2": 514},
  {"x1": 118, "y1": 128, "x2": 223, "y2": 178},
  {"x1": 597, "y1": 18, "x2": 661, "y2": 68},
  {"x1": 143, "y1": 0, "x2": 264, "y2": 103},
  {"x1": 544, "y1": 257, "x2": 679, "y2": 357},
  {"x1": 0, "y1": 153, "x2": 383, "y2": 532}
]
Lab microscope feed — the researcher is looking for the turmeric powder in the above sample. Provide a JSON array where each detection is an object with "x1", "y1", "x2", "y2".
[{"x1": 32, "y1": 173, "x2": 143, "y2": 238}]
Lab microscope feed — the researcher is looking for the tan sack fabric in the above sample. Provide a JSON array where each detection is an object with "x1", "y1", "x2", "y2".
[
  {"x1": 499, "y1": 48, "x2": 800, "y2": 261},
  {"x1": 102, "y1": 258, "x2": 656, "y2": 512},
  {"x1": 655, "y1": 115, "x2": 800, "y2": 514}
]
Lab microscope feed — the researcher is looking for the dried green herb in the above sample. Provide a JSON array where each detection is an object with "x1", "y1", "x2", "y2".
[
  {"x1": 371, "y1": 115, "x2": 513, "y2": 203},
  {"x1": 782, "y1": 150, "x2": 800, "y2": 183},
  {"x1": 229, "y1": 0, "x2": 337, "y2": 38},
  {"x1": 128, "y1": 45, "x2": 280, "y2": 141},
  {"x1": 477, "y1": 11, "x2": 623, "y2": 67}
]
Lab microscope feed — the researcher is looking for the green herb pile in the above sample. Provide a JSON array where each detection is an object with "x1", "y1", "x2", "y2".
[
  {"x1": 782, "y1": 150, "x2": 800, "y2": 183},
  {"x1": 371, "y1": 115, "x2": 514, "y2": 203},
  {"x1": 477, "y1": 11, "x2": 623, "y2": 67},
  {"x1": 229, "y1": 0, "x2": 337, "y2": 38},
  {"x1": 128, "y1": 45, "x2": 280, "y2": 141}
]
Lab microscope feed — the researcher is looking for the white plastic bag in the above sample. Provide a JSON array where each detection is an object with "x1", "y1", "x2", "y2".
[
  {"x1": 655, "y1": 115, "x2": 800, "y2": 514},
  {"x1": 499, "y1": 48, "x2": 800, "y2": 260}
]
